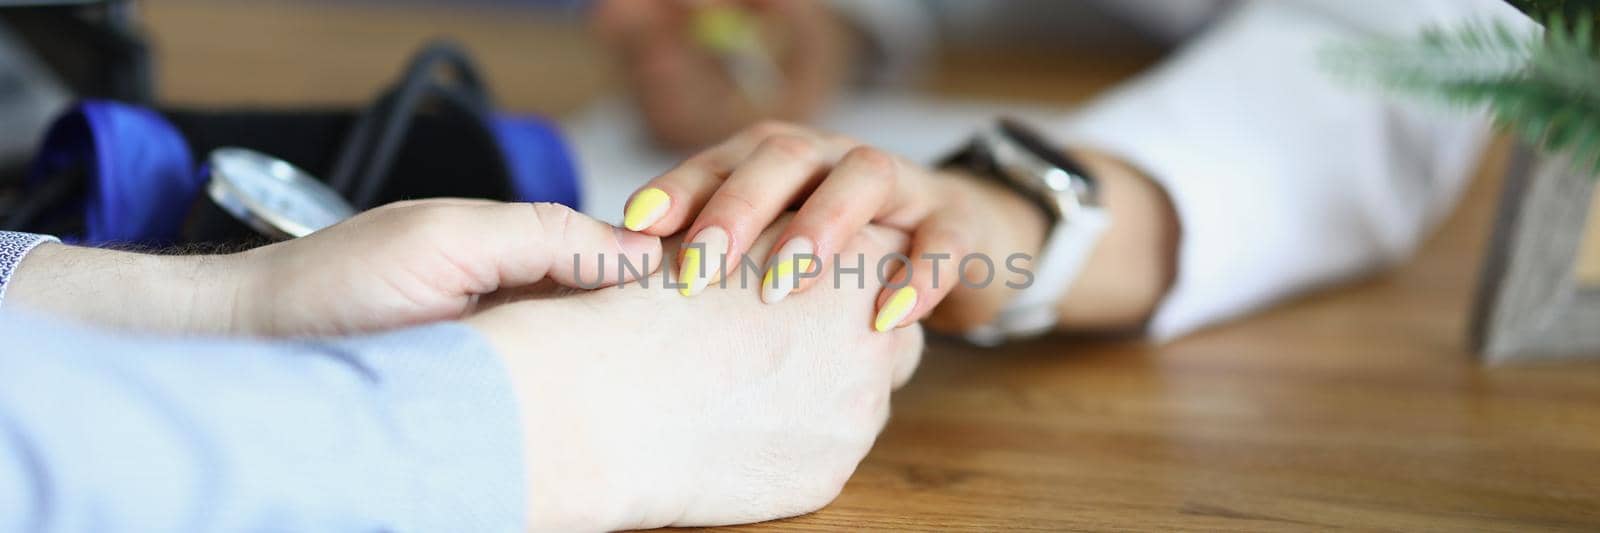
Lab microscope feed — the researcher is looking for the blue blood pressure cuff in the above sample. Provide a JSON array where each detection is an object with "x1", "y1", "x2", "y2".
[
  {"x1": 9, "y1": 41, "x2": 580, "y2": 247},
  {"x1": 26, "y1": 101, "x2": 200, "y2": 245}
]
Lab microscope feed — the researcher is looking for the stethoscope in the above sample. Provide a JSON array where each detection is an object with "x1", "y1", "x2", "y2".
[{"x1": 196, "y1": 42, "x2": 502, "y2": 241}]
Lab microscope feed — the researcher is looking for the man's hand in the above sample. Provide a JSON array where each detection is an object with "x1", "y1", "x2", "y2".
[
  {"x1": 8, "y1": 199, "x2": 663, "y2": 337},
  {"x1": 467, "y1": 217, "x2": 924, "y2": 531},
  {"x1": 235, "y1": 199, "x2": 664, "y2": 336}
]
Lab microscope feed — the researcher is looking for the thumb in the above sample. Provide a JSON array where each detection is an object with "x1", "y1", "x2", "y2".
[
  {"x1": 483, "y1": 202, "x2": 664, "y2": 291},
  {"x1": 891, "y1": 323, "x2": 924, "y2": 390}
]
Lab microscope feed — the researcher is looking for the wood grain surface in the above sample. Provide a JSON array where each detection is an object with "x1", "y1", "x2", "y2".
[{"x1": 141, "y1": 2, "x2": 1600, "y2": 530}]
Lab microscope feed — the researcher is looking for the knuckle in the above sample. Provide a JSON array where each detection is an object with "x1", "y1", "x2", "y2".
[
  {"x1": 527, "y1": 202, "x2": 574, "y2": 233},
  {"x1": 843, "y1": 146, "x2": 896, "y2": 177},
  {"x1": 946, "y1": 192, "x2": 984, "y2": 219},
  {"x1": 529, "y1": 201, "x2": 575, "y2": 216},
  {"x1": 747, "y1": 119, "x2": 797, "y2": 138},
  {"x1": 922, "y1": 226, "x2": 973, "y2": 256},
  {"x1": 680, "y1": 153, "x2": 725, "y2": 174},
  {"x1": 760, "y1": 134, "x2": 819, "y2": 161},
  {"x1": 811, "y1": 202, "x2": 853, "y2": 229},
  {"x1": 821, "y1": 131, "x2": 862, "y2": 149},
  {"x1": 719, "y1": 190, "x2": 762, "y2": 218}
]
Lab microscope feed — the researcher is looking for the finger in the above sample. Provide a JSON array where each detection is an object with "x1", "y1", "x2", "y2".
[
  {"x1": 679, "y1": 133, "x2": 848, "y2": 296},
  {"x1": 487, "y1": 202, "x2": 664, "y2": 291},
  {"x1": 761, "y1": 146, "x2": 935, "y2": 304},
  {"x1": 890, "y1": 323, "x2": 925, "y2": 390},
  {"x1": 620, "y1": 154, "x2": 725, "y2": 235},
  {"x1": 621, "y1": 121, "x2": 803, "y2": 234},
  {"x1": 871, "y1": 207, "x2": 979, "y2": 333}
]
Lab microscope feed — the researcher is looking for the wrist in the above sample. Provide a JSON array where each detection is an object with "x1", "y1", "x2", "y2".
[
  {"x1": 925, "y1": 147, "x2": 1178, "y2": 335},
  {"x1": 923, "y1": 170, "x2": 1049, "y2": 332},
  {"x1": 7, "y1": 242, "x2": 248, "y2": 335},
  {"x1": 463, "y1": 303, "x2": 538, "y2": 361},
  {"x1": 5, "y1": 241, "x2": 66, "y2": 312},
  {"x1": 463, "y1": 299, "x2": 642, "y2": 532},
  {"x1": 184, "y1": 251, "x2": 252, "y2": 335},
  {"x1": 1051, "y1": 148, "x2": 1177, "y2": 332}
]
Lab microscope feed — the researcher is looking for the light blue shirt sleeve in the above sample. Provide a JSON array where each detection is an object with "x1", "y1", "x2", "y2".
[{"x1": 0, "y1": 311, "x2": 526, "y2": 532}]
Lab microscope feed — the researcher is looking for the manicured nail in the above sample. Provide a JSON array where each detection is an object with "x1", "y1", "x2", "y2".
[
  {"x1": 678, "y1": 226, "x2": 728, "y2": 297},
  {"x1": 761, "y1": 237, "x2": 816, "y2": 304},
  {"x1": 623, "y1": 188, "x2": 670, "y2": 231},
  {"x1": 874, "y1": 286, "x2": 918, "y2": 332}
]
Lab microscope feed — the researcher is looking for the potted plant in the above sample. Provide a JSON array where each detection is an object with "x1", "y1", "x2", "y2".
[{"x1": 1328, "y1": 2, "x2": 1600, "y2": 361}]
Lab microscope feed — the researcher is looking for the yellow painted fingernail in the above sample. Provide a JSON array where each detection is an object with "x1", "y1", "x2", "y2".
[
  {"x1": 762, "y1": 258, "x2": 812, "y2": 302},
  {"x1": 761, "y1": 237, "x2": 816, "y2": 304},
  {"x1": 678, "y1": 246, "x2": 701, "y2": 297},
  {"x1": 873, "y1": 286, "x2": 918, "y2": 332},
  {"x1": 678, "y1": 227, "x2": 728, "y2": 297},
  {"x1": 623, "y1": 188, "x2": 670, "y2": 231}
]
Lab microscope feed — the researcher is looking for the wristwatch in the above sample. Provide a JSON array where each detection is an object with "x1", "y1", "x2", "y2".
[
  {"x1": 942, "y1": 118, "x2": 1110, "y2": 346},
  {"x1": 201, "y1": 147, "x2": 356, "y2": 240}
]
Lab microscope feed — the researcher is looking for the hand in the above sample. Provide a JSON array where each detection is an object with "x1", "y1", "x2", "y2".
[
  {"x1": 235, "y1": 199, "x2": 663, "y2": 336},
  {"x1": 594, "y1": 0, "x2": 858, "y2": 149},
  {"x1": 8, "y1": 199, "x2": 663, "y2": 336},
  {"x1": 618, "y1": 121, "x2": 1051, "y2": 335},
  {"x1": 467, "y1": 217, "x2": 924, "y2": 531}
]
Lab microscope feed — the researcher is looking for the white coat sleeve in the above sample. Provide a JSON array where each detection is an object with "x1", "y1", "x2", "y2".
[{"x1": 1050, "y1": 0, "x2": 1536, "y2": 340}]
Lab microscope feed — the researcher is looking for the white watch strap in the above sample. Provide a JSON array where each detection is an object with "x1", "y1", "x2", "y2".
[{"x1": 965, "y1": 207, "x2": 1110, "y2": 346}]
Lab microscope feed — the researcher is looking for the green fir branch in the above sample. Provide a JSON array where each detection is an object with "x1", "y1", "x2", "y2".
[
  {"x1": 1506, "y1": 0, "x2": 1600, "y2": 30},
  {"x1": 1324, "y1": 12, "x2": 1600, "y2": 175}
]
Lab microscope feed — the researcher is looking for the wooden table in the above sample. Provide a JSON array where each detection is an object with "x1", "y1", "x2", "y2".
[
  {"x1": 774, "y1": 142, "x2": 1600, "y2": 532},
  {"x1": 143, "y1": 3, "x2": 1600, "y2": 530}
]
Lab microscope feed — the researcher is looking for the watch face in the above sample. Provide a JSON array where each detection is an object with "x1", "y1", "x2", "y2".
[
  {"x1": 208, "y1": 148, "x2": 355, "y2": 238},
  {"x1": 997, "y1": 118, "x2": 1097, "y2": 195}
]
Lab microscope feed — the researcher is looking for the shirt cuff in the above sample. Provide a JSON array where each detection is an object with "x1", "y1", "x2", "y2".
[
  {"x1": 0, "y1": 231, "x2": 59, "y2": 310},
  {"x1": 328, "y1": 322, "x2": 528, "y2": 532},
  {"x1": 1049, "y1": 1, "x2": 1521, "y2": 341}
]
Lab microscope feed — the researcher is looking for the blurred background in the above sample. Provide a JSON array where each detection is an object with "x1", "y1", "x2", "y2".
[
  {"x1": 0, "y1": 0, "x2": 1172, "y2": 221},
  {"x1": 132, "y1": 0, "x2": 1157, "y2": 110}
]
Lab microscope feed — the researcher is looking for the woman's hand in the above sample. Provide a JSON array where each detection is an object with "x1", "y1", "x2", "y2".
[
  {"x1": 620, "y1": 121, "x2": 1051, "y2": 334},
  {"x1": 467, "y1": 217, "x2": 923, "y2": 531},
  {"x1": 593, "y1": 0, "x2": 858, "y2": 150}
]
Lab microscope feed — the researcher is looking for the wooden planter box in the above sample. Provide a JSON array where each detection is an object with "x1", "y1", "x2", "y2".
[{"x1": 1473, "y1": 146, "x2": 1600, "y2": 362}]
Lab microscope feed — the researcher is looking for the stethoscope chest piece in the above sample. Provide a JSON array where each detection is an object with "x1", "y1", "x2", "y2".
[{"x1": 205, "y1": 147, "x2": 355, "y2": 240}]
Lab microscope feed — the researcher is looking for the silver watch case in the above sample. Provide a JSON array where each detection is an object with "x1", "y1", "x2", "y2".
[{"x1": 964, "y1": 121, "x2": 1110, "y2": 346}]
